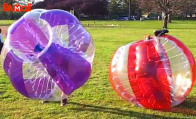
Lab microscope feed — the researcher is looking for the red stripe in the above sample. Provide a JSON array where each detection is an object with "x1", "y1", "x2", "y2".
[{"x1": 128, "y1": 40, "x2": 171, "y2": 109}]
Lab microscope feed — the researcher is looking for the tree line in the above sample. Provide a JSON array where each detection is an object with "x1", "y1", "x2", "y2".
[
  {"x1": 0, "y1": 0, "x2": 196, "y2": 28},
  {"x1": 32, "y1": 0, "x2": 196, "y2": 28},
  {"x1": 32, "y1": 0, "x2": 108, "y2": 18}
]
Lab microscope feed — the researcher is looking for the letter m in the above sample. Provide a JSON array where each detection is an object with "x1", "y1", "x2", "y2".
[{"x1": 15, "y1": 6, "x2": 21, "y2": 12}]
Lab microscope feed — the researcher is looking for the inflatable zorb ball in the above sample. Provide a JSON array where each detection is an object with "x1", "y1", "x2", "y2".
[
  {"x1": 1, "y1": 9, "x2": 95, "y2": 101},
  {"x1": 109, "y1": 35, "x2": 195, "y2": 110}
]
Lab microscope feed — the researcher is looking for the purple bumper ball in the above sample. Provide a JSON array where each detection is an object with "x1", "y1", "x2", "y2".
[{"x1": 1, "y1": 9, "x2": 95, "y2": 101}]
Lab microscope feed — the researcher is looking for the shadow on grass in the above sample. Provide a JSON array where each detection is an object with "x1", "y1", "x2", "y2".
[
  {"x1": 164, "y1": 98, "x2": 196, "y2": 116},
  {"x1": 0, "y1": 91, "x2": 4, "y2": 95},
  {"x1": 68, "y1": 102, "x2": 173, "y2": 118}
]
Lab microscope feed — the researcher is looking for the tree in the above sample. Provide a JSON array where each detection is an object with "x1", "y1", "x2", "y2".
[
  {"x1": 178, "y1": 0, "x2": 196, "y2": 18},
  {"x1": 32, "y1": 0, "x2": 108, "y2": 18},
  {"x1": 109, "y1": 0, "x2": 125, "y2": 18},
  {"x1": 122, "y1": 0, "x2": 139, "y2": 20},
  {"x1": 137, "y1": 0, "x2": 189, "y2": 28},
  {"x1": 108, "y1": 0, "x2": 140, "y2": 19},
  {"x1": 79, "y1": 0, "x2": 108, "y2": 18}
]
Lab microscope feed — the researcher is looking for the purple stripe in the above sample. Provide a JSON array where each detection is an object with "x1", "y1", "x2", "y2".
[
  {"x1": 39, "y1": 43, "x2": 91, "y2": 95},
  {"x1": 3, "y1": 51, "x2": 30, "y2": 98},
  {"x1": 10, "y1": 18, "x2": 25, "y2": 34},
  {"x1": 40, "y1": 10, "x2": 80, "y2": 27}
]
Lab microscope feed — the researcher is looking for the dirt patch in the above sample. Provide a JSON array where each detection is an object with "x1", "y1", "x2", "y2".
[{"x1": 0, "y1": 26, "x2": 9, "y2": 38}]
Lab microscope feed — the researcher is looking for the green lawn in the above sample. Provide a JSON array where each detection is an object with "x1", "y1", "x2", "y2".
[
  {"x1": 0, "y1": 20, "x2": 15, "y2": 26},
  {"x1": 0, "y1": 20, "x2": 196, "y2": 119}
]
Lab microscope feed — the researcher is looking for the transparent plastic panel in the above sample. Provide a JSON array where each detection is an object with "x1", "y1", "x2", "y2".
[{"x1": 160, "y1": 37, "x2": 192, "y2": 106}]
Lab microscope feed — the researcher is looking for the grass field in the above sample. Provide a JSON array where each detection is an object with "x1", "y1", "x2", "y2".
[{"x1": 0, "y1": 20, "x2": 196, "y2": 119}]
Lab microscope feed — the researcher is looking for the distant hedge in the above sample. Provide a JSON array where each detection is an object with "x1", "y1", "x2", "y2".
[{"x1": 0, "y1": 12, "x2": 25, "y2": 20}]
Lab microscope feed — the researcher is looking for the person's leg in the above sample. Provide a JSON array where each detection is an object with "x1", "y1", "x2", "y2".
[
  {"x1": 0, "y1": 42, "x2": 3, "y2": 54},
  {"x1": 155, "y1": 37, "x2": 165, "y2": 58},
  {"x1": 61, "y1": 93, "x2": 68, "y2": 106},
  {"x1": 42, "y1": 100, "x2": 49, "y2": 103}
]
